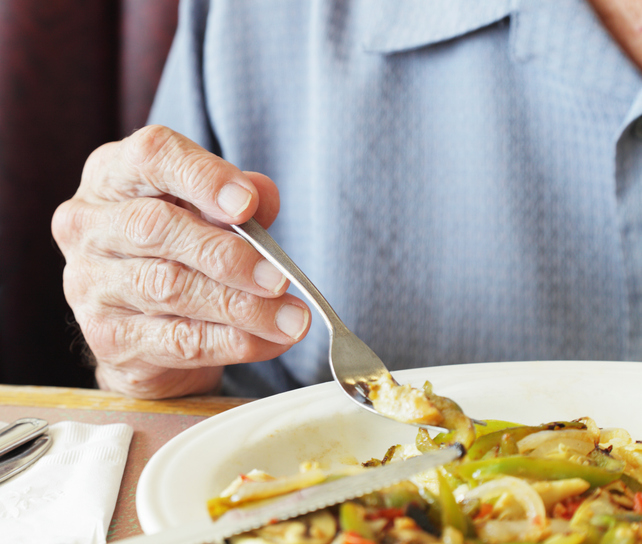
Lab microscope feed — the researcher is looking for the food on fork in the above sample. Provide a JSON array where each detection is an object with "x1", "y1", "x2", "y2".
[
  {"x1": 367, "y1": 375, "x2": 443, "y2": 426},
  {"x1": 368, "y1": 377, "x2": 476, "y2": 449},
  {"x1": 207, "y1": 417, "x2": 642, "y2": 544}
]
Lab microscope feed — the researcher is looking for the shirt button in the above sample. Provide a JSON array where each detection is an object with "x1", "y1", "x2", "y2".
[{"x1": 632, "y1": 118, "x2": 642, "y2": 140}]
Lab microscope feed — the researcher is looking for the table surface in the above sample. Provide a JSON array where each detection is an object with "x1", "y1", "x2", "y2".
[{"x1": 0, "y1": 384, "x2": 252, "y2": 541}]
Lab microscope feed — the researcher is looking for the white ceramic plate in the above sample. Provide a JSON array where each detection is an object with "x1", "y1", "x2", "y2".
[{"x1": 136, "y1": 361, "x2": 642, "y2": 533}]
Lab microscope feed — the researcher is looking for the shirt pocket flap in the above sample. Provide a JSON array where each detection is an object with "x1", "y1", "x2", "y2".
[{"x1": 361, "y1": 0, "x2": 514, "y2": 54}]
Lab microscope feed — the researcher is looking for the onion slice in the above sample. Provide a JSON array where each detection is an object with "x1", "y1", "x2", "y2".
[
  {"x1": 517, "y1": 430, "x2": 594, "y2": 454},
  {"x1": 464, "y1": 476, "x2": 547, "y2": 542}
]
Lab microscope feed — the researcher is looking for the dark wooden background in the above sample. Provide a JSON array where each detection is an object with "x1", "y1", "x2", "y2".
[{"x1": 0, "y1": 0, "x2": 179, "y2": 387}]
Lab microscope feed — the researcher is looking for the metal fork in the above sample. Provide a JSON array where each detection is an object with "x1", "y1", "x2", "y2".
[{"x1": 232, "y1": 218, "x2": 448, "y2": 432}]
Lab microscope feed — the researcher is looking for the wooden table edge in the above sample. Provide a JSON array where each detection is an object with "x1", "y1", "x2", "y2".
[{"x1": 0, "y1": 384, "x2": 251, "y2": 416}]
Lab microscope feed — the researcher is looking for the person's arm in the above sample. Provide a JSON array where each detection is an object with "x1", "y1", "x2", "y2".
[{"x1": 52, "y1": 126, "x2": 311, "y2": 399}]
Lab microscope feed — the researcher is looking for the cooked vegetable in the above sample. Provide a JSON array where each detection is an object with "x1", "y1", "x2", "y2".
[
  {"x1": 466, "y1": 421, "x2": 587, "y2": 461},
  {"x1": 207, "y1": 467, "x2": 328, "y2": 519},
  {"x1": 438, "y1": 470, "x2": 470, "y2": 537},
  {"x1": 208, "y1": 417, "x2": 642, "y2": 543},
  {"x1": 463, "y1": 475, "x2": 548, "y2": 542},
  {"x1": 230, "y1": 510, "x2": 337, "y2": 544},
  {"x1": 456, "y1": 456, "x2": 623, "y2": 487}
]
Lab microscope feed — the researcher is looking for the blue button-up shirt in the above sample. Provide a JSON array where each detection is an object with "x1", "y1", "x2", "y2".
[{"x1": 150, "y1": 0, "x2": 642, "y2": 397}]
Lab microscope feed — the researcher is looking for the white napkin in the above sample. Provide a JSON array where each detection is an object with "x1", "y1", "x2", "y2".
[{"x1": 0, "y1": 420, "x2": 133, "y2": 544}]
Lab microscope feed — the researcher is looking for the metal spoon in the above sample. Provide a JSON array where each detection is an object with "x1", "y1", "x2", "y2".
[{"x1": 232, "y1": 218, "x2": 449, "y2": 432}]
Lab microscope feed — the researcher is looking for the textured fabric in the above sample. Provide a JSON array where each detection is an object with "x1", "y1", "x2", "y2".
[{"x1": 149, "y1": 0, "x2": 642, "y2": 397}]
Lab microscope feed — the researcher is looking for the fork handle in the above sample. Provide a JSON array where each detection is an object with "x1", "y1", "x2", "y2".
[{"x1": 232, "y1": 218, "x2": 347, "y2": 335}]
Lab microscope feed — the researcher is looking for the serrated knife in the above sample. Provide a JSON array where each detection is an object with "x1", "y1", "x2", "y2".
[{"x1": 118, "y1": 444, "x2": 464, "y2": 544}]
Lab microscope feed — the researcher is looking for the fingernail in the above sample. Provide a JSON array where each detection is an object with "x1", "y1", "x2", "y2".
[
  {"x1": 217, "y1": 182, "x2": 252, "y2": 217},
  {"x1": 276, "y1": 304, "x2": 309, "y2": 340},
  {"x1": 253, "y1": 259, "x2": 287, "y2": 293}
]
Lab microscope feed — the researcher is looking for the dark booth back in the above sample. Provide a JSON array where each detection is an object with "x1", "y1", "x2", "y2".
[{"x1": 0, "y1": 0, "x2": 179, "y2": 387}]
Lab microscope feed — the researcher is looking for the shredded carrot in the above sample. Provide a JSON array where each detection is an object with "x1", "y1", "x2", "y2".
[
  {"x1": 343, "y1": 530, "x2": 377, "y2": 544},
  {"x1": 366, "y1": 507, "x2": 405, "y2": 521},
  {"x1": 553, "y1": 497, "x2": 584, "y2": 520},
  {"x1": 633, "y1": 492, "x2": 642, "y2": 514},
  {"x1": 474, "y1": 503, "x2": 494, "y2": 520}
]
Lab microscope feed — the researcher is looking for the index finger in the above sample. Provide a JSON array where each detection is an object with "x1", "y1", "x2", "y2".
[{"x1": 77, "y1": 125, "x2": 259, "y2": 224}]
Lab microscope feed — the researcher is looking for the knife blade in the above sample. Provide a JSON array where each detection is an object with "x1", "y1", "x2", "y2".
[{"x1": 119, "y1": 444, "x2": 464, "y2": 544}]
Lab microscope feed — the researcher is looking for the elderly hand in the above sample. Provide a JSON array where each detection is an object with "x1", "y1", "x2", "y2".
[{"x1": 52, "y1": 126, "x2": 310, "y2": 399}]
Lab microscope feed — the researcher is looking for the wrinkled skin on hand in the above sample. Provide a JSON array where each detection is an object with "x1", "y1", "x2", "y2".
[{"x1": 52, "y1": 126, "x2": 311, "y2": 399}]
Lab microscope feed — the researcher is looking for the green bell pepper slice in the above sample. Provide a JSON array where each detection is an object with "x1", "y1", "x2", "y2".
[
  {"x1": 457, "y1": 455, "x2": 623, "y2": 488},
  {"x1": 437, "y1": 471, "x2": 468, "y2": 536},
  {"x1": 466, "y1": 421, "x2": 588, "y2": 461},
  {"x1": 339, "y1": 501, "x2": 376, "y2": 540}
]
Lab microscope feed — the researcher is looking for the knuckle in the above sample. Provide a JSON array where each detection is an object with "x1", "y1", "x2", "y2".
[
  {"x1": 221, "y1": 327, "x2": 254, "y2": 362},
  {"x1": 219, "y1": 288, "x2": 265, "y2": 328},
  {"x1": 122, "y1": 198, "x2": 177, "y2": 249},
  {"x1": 125, "y1": 125, "x2": 178, "y2": 170},
  {"x1": 61, "y1": 263, "x2": 89, "y2": 306},
  {"x1": 77, "y1": 313, "x2": 121, "y2": 361},
  {"x1": 51, "y1": 199, "x2": 85, "y2": 249},
  {"x1": 202, "y1": 233, "x2": 249, "y2": 282},
  {"x1": 135, "y1": 259, "x2": 198, "y2": 307},
  {"x1": 208, "y1": 325, "x2": 253, "y2": 365},
  {"x1": 81, "y1": 142, "x2": 112, "y2": 183},
  {"x1": 125, "y1": 125, "x2": 234, "y2": 205},
  {"x1": 163, "y1": 319, "x2": 203, "y2": 362},
  {"x1": 178, "y1": 152, "x2": 227, "y2": 201}
]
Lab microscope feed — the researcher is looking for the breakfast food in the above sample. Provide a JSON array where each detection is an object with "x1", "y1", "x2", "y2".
[{"x1": 207, "y1": 416, "x2": 642, "y2": 544}]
